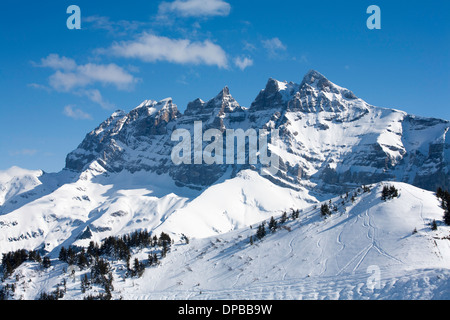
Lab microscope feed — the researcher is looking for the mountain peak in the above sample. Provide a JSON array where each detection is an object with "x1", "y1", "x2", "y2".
[
  {"x1": 222, "y1": 86, "x2": 230, "y2": 96},
  {"x1": 298, "y1": 70, "x2": 358, "y2": 101},
  {"x1": 111, "y1": 110, "x2": 126, "y2": 118},
  {"x1": 208, "y1": 86, "x2": 240, "y2": 112},
  {"x1": 301, "y1": 70, "x2": 329, "y2": 87},
  {"x1": 213, "y1": 86, "x2": 231, "y2": 101}
]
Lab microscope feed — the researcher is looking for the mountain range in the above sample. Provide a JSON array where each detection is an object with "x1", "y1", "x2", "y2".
[{"x1": 1, "y1": 70, "x2": 450, "y2": 300}]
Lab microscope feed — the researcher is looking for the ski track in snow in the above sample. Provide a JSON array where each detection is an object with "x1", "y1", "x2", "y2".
[{"x1": 2, "y1": 182, "x2": 450, "y2": 300}]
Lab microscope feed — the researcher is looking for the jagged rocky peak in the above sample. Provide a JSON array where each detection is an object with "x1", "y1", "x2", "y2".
[
  {"x1": 286, "y1": 70, "x2": 364, "y2": 113},
  {"x1": 128, "y1": 98, "x2": 179, "y2": 122},
  {"x1": 121, "y1": 97, "x2": 180, "y2": 137},
  {"x1": 185, "y1": 86, "x2": 242, "y2": 117},
  {"x1": 111, "y1": 110, "x2": 127, "y2": 118},
  {"x1": 209, "y1": 86, "x2": 241, "y2": 113},
  {"x1": 300, "y1": 69, "x2": 329, "y2": 87},
  {"x1": 250, "y1": 78, "x2": 299, "y2": 112},
  {"x1": 63, "y1": 70, "x2": 450, "y2": 194},
  {"x1": 250, "y1": 70, "x2": 362, "y2": 113},
  {"x1": 299, "y1": 70, "x2": 358, "y2": 100}
]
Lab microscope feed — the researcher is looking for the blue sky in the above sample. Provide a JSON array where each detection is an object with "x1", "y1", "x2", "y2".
[{"x1": 0, "y1": 0, "x2": 449, "y2": 172}]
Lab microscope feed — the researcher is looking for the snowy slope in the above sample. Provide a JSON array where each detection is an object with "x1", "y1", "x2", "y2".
[
  {"x1": 0, "y1": 167, "x2": 43, "y2": 206},
  {"x1": 5, "y1": 182, "x2": 450, "y2": 300},
  {"x1": 155, "y1": 170, "x2": 318, "y2": 238},
  {"x1": 2, "y1": 70, "x2": 450, "y2": 300},
  {"x1": 0, "y1": 168, "x2": 317, "y2": 257},
  {"x1": 123, "y1": 182, "x2": 450, "y2": 300}
]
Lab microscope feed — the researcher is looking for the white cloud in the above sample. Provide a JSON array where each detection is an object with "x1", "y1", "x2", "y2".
[
  {"x1": 234, "y1": 56, "x2": 253, "y2": 71},
  {"x1": 63, "y1": 105, "x2": 93, "y2": 120},
  {"x1": 35, "y1": 54, "x2": 137, "y2": 93},
  {"x1": 262, "y1": 37, "x2": 287, "y2": 57},
  {"x1": 108, "y1": 33, "x2": 228, "y2": 68},
  {"x1": 158, "y1": 0, "x2": 231, "y2": 18},
  {"x1": 34, "y1": 54, "x2": 136, "y2": 109},
  {"x1": 38, "y1": 54, "x2": 77, "y2": 71},
  {"x1": 79, "y1": 89, "x2": 115, "y2": 110}
]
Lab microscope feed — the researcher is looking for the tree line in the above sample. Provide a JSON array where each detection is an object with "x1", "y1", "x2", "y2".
[{"x1": 436, "y1": 187, "x2": 450, "y2": 226}]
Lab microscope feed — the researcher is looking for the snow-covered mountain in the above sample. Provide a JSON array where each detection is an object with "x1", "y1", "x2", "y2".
[
  {"x1": 1, "y1": 70, "x2": 450, "y2": 300},
  {"x1": 65, "y1": 70, "x2": 450, "y2": 195},
  {"x1": 0, "y1": 167, "x2": 43, "y2": 207},
  {"x1": 4, "y1": 182, "x2": 450, "y2": 300}
]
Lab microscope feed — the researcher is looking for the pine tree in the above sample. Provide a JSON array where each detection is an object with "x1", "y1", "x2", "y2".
[
  {"x1": 67, "y1": 247, "x2": 76, "y2": 265},
  {"x1": 444, "y1": 211, "x2": 450, "y2": 226},
  {"x1": 42, "y1": 257, "x2": 51, "y2": 269},
  {"x1": 431, "y1": 220, "x2": 438, "y2": 231},
  {"x1": 321, "y1": 204, "x2": 330, "y2": 216},
  {"x1": 81, "y1": 274, "x2": 89, "y2": 293},
  {"x1": 437, "y1": 187, "x2": 444, "y2": 199},
  {"x1": 381, "y1": 185, "x2": 390, "y2": 201},
  {"x1": 382, "y1": 185, "x2": 399, "y2": 201},
  {"x1": 77, "y1": 249, "x2": 89, "y2": 269},
  {"x1": 389, "y1": 185, "x2": 399, "y2": 198},
  {"x1": 161, "y1": 242, "x2": 169, "y2": 258},
  {"x1": 268, "y1": 216, "x2": 277, "y2": 232},
  {"x1": 133, "y1": 258, "x2": 140, "y2": 277},
  {"x1": 59, "y1": 247, "x2": 67, "y2": 262},
  {"x1": 256, "y1": 223, "x2": 266, "y2": 240},
  {"x1": 280, "y1": 212, "x2": 287, "y2": 224}
]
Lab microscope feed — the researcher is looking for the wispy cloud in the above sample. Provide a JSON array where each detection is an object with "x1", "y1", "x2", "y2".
[
  {"x1": 78, "y1": 89, "x2": 115, "y2": 110},
  {"x1": 158, "y1": 0, "x2": 231, "y2": 18},
  {"x1": 262, "y1": 37, "x2": 287, "y2": 58},
  {"x1": 9, "y1": 149, "x2": 38, "y2": 156},
  {"x1": 37, "y1": 54, "x2": 77, "y2": 71},
  {"x1": 27, "y1": 83, "x2": 51, "y2": 92},
  {"x1": 49, "y1": 62, "x2": 137, "y2": 92},
  {"x1": 63, "y1": 105, "x2": 93, "y2": 120},
  {"x1": 106, "y1": 32, "x2": 228, "y2": 68},
  {"x1": 32, "y1": 54, "x2": 133, "y2": 109},
  {"x1": 84, "y1": 15, "x2": 146, "y2": 36},
  {"x1": 36, "y1": 54, "x2": 137, "y2": 92},
  {"x1": 234, "y1": 56, "x2": 253, "y2": 71}
]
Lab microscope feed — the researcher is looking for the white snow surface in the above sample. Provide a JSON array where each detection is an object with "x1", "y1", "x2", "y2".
[
  {"x1": 0, "y1": 168, "x2": 316, "y2": 257},
  {"x1": 3, "y1": 181, "x2": 450, "y2": 300},
  {"x1": 0, "y1": 167, "x2": 43, "y2": 206}
]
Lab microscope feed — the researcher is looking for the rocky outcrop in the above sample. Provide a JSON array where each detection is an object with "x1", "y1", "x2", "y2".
[{"x1": 65, "y1": 70, "x2": 450, "y2": 194}]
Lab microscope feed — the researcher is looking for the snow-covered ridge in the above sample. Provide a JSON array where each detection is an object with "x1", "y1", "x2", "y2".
[
  {"x1": 2, "y1": 70, "x2": 450, "y2": 300},
  {"x1": 3, "y1": 182, "x2": 450, "y2": 300},
  {"x1": 0, "y1": 167, "x2": 43, "y2": 206},
  {"x1": 64, "y1": 70, "x2": 450, "y2": 196}
]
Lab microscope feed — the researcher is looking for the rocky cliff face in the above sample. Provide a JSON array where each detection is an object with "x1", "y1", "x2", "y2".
[{"x1": 65, "y1": 70, "x2": 450, "y2": 195}]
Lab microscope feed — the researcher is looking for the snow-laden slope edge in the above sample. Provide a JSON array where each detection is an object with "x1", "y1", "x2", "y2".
[
  {"x1": 0, "y1": 169, "x2": 317, "y2": 257},
  {"x1": 0, "y1": 167, "x2": 43, "y2": 206},
  {"x1": 125, "y1": 182, "x2": 450, "y2": 300},
  {"x1": 5, "y1": 182, "x2": 450, "y2": 300}
]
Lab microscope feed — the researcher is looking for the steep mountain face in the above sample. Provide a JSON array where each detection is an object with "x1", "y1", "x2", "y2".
[
  {"x1": 1, "y1": 70, "x2": 449, "y2": 258},
  {"x1": 65, "y1": 70, "x2": 450, "y2": 195},
  {"x1": 2, "y1": 71, "x2": 450, "y2": 300}
]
